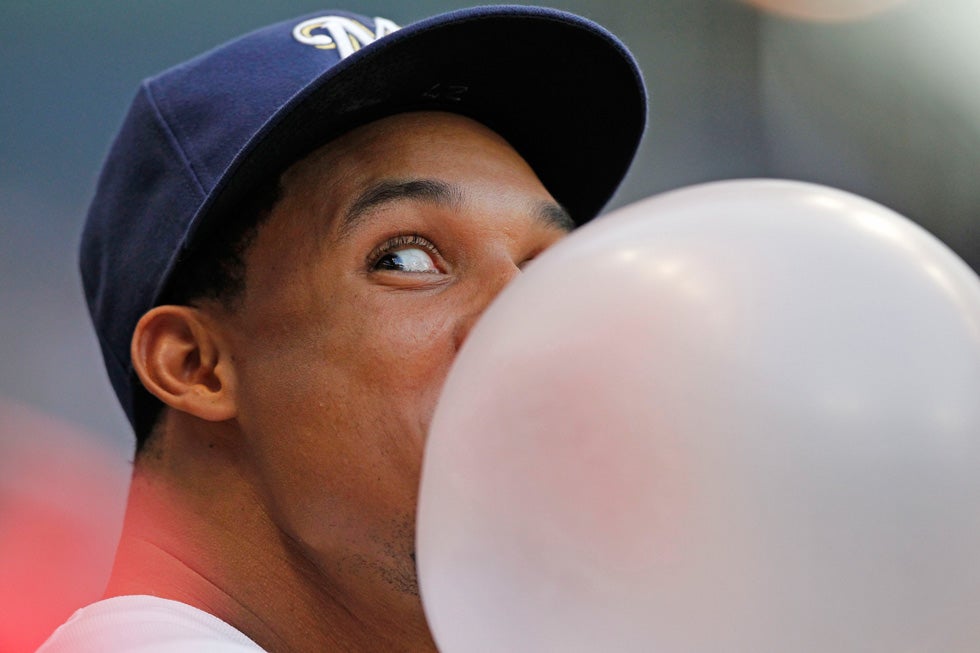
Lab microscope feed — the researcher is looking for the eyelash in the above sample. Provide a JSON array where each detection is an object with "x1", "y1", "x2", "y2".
[{"x1": 366, "y1": 233, "x2": 441, "y2": 270}]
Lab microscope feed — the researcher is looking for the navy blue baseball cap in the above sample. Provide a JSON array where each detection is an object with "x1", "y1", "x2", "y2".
[{"x1": 81, "y1": 5, "x2": 647, "y2": 441}]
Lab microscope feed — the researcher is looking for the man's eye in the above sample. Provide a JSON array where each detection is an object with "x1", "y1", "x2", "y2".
[{"x1": 373, "y1": 246, "x2": 440, "y2": 273}]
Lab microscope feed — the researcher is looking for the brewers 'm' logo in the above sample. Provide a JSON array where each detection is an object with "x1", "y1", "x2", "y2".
[{"x1": 293, "y1": 16, "x2": 400, "y2": 59}]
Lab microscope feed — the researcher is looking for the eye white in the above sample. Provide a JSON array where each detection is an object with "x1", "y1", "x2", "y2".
[{"x1": 386, "y1": 247, "x2": 438, "y2": 272}]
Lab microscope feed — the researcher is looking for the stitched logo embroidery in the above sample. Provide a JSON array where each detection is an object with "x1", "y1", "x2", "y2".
[{"x1": 293, "y1": 15, "x2": 400, "y2": 59}]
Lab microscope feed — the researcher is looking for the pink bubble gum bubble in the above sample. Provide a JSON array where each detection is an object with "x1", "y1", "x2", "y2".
[{"x1": 418, "y1": 180, "x2": 980, "y2": 653}]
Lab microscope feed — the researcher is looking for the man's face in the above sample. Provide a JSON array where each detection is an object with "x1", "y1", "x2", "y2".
[{"x1": 218, "y1": 112, "x2": 571, "y2": 619}]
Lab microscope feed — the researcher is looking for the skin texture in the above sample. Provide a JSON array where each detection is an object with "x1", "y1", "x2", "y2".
[{"x1": 110, "y1": 111, "x2": 572, "y2": 652}]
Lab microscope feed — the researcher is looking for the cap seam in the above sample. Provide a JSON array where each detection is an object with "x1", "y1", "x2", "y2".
[{"x1": 141, "y1": 81, "x2": 208, "y2": 199}]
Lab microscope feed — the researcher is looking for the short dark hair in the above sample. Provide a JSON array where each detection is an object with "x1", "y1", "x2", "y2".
[
  {"x1": 137, "y1": 177, "x2": 283, "y2": 451},
  {"x1": 163, "y1": 178, "x2": 283, "y2": 310}
]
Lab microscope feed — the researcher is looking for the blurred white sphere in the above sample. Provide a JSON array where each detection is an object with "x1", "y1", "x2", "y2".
[
  {"x1": 742, "y1": 0, "x2": 911, "y2": 22},
  {"x1": 417, "y1": 180, "x2": 980, "y2": 653}
]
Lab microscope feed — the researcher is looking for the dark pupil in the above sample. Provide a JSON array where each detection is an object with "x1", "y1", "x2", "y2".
[{"x1": 377, "y1": 253, "x2": 403, "y2": 270}]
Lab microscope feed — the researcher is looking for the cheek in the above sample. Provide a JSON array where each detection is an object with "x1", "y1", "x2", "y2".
[
  {"x1": 235, "y1": 289, "x2": 463, "y2": 434},
  {"x1": 345, "y1": 298, "x2": 460, "y2": 398},
  {"x1": 232, "y1": 298, "x2": 462, "y2": 544}
]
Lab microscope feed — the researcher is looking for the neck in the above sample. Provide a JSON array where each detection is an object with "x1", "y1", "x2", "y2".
[{"x1": 104, "y1": 422, "x2": 436, "y2": 652}]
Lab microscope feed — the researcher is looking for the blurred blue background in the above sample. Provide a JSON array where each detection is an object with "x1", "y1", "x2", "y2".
[{"x1": 1, "y1": 0, "x2": 978, "y2": 647}]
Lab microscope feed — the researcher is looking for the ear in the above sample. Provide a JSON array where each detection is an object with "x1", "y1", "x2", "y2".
[{"x1": 131, "y1": 305, "x2": 237, "y2": 423}]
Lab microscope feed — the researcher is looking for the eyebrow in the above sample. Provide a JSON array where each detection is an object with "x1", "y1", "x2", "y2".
[
  {"x1": 537, "y1": 200, "x2": 576, "y2": 232},
  {"x1": 339, "y1": 178, "x2": 575, "y2": 237}
]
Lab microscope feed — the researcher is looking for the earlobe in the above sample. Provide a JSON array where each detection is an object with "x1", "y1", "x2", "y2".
[{"x1": 131, "y1": 305, "x2": 238, "y2": 423}]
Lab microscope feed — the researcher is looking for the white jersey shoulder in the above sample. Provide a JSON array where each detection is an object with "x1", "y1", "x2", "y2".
[{"x1": 36, "y1": 595, "x2": 267, "y2": 652}]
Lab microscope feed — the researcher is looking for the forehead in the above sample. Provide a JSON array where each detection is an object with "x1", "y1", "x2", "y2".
[
  {"x1": 274, "y1": 111, "x2": 557, "y2": 226},
  {"x1": 290, "y1": 110, "x2": 531, "y2": 171}
]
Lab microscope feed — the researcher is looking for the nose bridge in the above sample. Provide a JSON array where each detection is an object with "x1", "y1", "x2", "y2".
[{"x1": 453, "y1": 257, "x2": 522, "y2": 352}]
